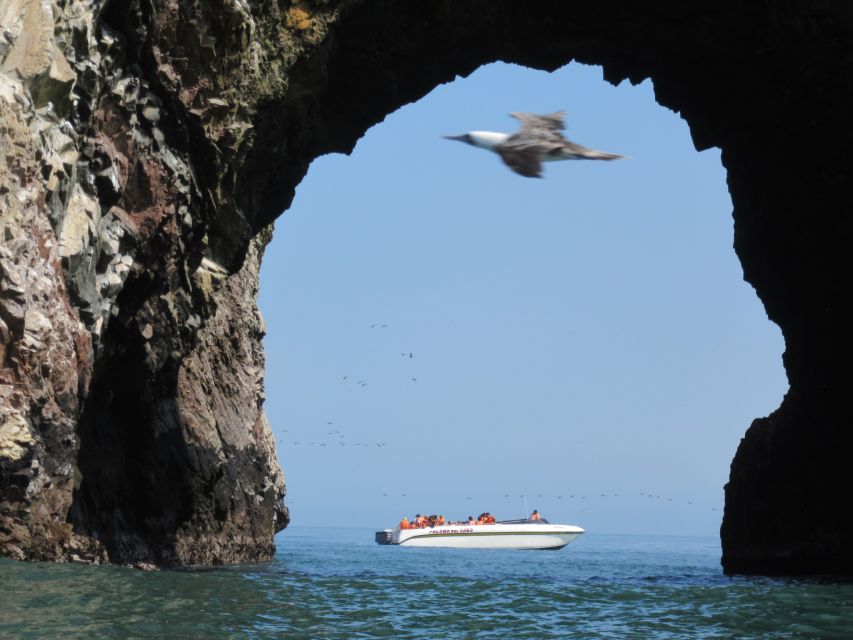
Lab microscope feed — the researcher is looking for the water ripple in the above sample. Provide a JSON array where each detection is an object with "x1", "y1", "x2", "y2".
[{"x1": 2, "y1": 530, "x2": 853, "y2": 639}]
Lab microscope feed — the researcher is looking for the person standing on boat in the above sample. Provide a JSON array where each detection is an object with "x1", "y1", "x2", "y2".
[{"x1": 530, "y1": 510, "x2": 542, "y2": 521}]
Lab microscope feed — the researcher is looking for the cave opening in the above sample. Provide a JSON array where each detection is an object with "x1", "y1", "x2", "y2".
[
  {"x1": 257, "y1": 61, "x2": 788, "y2": 538},
  {"x1": 4, "y1": 0, "x2": 849, "y2": 576}
]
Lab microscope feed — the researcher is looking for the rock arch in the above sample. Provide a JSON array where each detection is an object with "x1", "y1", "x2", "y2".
[{"x1": 1, "y1": 1, "x2": 850, "y2": 573}]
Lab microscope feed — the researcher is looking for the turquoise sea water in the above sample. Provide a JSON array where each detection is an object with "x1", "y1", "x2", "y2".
[{"x1": 2, "y1": 527, "x2": 853, "y2": 639}]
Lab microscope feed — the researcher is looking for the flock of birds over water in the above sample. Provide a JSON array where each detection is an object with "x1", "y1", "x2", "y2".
[
  {"x1": 276, "y1": 321, "x2": 410, "y2": 449},
  {"x1": 276, "y1": 111, "x2": 720, "y2": 516},
  {"x1": 275, "y1": 319, "x2": 720, "y2": 516}
]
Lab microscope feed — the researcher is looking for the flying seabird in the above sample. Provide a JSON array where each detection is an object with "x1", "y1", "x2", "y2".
[{"x1": 444, "y1": 111, "x2": 624, "y2": 178}]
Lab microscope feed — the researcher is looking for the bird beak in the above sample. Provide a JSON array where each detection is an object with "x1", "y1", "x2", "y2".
[{"x1": 443, "y1": 134, "x2": 469, "y2": 143}]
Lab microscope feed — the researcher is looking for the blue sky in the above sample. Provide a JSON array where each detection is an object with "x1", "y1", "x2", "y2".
[{"x1": 258, "y1": 62, "x2": 787, "y2": 536}]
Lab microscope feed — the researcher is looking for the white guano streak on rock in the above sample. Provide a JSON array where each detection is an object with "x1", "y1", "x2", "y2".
[
  {"x1": 59, "y1": 184, "x2": 100, "y2": 257},
  {"x1": 0, "y1": 0, "x2": 75, "y2": 102},
  {"x1": 0, "y1": 411, "x2": 33, "y2": 460}
]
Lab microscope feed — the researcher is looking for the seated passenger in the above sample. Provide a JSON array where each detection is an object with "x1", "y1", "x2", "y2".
[
  {"x1": 437, "y1": 515, "x2": 446, "y2": 526},
  {"x1": 468, "y1": 516, "x2": 475, "y2": 526},
  {"x1": 400, "y1": 516, "x2": 410, "y2": 529},
  {"x1": 485, "y1": 513, "x2": 496, "y2": 524},
  {"x1": 530, "y1": 509, "x2": 542, "y2": 521}
]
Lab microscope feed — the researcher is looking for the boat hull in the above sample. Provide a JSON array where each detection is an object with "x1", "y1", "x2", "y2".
[{"x1": 388, "y1": 523, "x2": 584, "y2": 550}]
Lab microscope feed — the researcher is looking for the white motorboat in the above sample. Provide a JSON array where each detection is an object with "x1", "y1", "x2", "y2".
[{"x1": 374, "y1": 518, "x2": 584, "y2": 550}]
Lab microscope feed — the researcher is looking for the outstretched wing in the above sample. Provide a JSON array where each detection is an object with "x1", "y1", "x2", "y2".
[
  {"x1": 496, "y1": 111, "x2": 570, "y2": 177},
  {"x1": 510, "y1": 111, "x2": 567, "y2": 137},
  {"x1": 496, "y1": 145, "x2": 545, "y2": 178}
]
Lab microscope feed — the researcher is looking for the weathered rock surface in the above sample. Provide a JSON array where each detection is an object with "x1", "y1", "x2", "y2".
[
  {"x1": 1, "y1": 0, "x2": 288, "y2": 566},
  {"x1": 1, "y1": 0, "x2": 851, "y2": 573}
]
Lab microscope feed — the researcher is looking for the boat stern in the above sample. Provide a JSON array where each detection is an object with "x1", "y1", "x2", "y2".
[{"x1": 374, "y1": 529, "x2": 394, "y2": 545}]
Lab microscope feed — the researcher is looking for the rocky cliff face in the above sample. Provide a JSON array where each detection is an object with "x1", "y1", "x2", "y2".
[
  {"x1": 0, "y1": 0, "x2": 288, "y2": 566},
  {"x1": 1, "y1": 0, "x2": 851, "y2": 573}
]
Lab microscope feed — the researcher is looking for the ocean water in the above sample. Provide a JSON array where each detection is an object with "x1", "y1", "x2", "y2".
[{"x1": 2, "y1": 528, "x2": 853, "y2": 639}]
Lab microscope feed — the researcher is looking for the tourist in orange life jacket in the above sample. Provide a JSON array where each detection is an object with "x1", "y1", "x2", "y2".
[
  {"x1": 400, "y1": 516, "x2": 410, "y2": 529},
  {"x1": 530, "y1": 510, "x2": 542, "y2": 521},
  {"x1": 437, "y1": 515, "x2": 446, "y2": 526}
]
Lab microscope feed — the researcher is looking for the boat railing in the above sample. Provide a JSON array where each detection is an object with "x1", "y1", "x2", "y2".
[{"x1": 496, "y1": 518, "x2": 551, "y2": 525}]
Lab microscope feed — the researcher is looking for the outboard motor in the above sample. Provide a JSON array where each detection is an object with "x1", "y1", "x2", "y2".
[{"x1": 375, "y1": 529, "x2": 394, "y2": 545}]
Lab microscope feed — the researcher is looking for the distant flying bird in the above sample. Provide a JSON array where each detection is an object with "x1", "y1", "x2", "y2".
[{"x1": 444, "y1": 111, "x2": 624, "y2": 178}]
